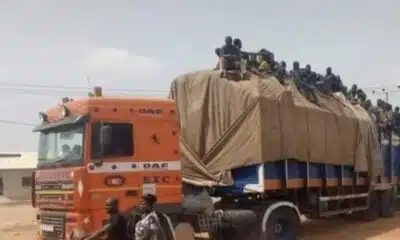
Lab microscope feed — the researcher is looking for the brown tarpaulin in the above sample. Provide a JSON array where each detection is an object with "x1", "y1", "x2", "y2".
[{"x1": 169, "y1": 70, "x2": 383, "y2": 186}]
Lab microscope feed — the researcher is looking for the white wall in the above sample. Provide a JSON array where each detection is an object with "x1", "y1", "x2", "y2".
[{"x1": 1, "y1": 169, "x2": 34, "y2": 200}]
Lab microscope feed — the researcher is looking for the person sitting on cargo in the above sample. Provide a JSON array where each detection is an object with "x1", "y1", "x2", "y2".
[
  {"x1": 363, "y1": 99, "x2": 372, "y2": 111},
  {"x1": 357, "y1": 89, "x2": 367, "y2": 105},
  {"x1": 323, "y1": 67, "x2": 341, "y2": 93},
  {"x1": 233, "y1": 38, "x2": 247, "y2": 60},
  {"x1": 301, "y1": 64, "x2": 317, "y2": 85},
  {"x1": 83, "y1": 198, "x2": 129, "y2": 240},
  {"x1": 233, "y1": 38, "x2": 248, "y2": 75},
  {"x1": 220, "y1": 36, "x2": 244, "y2": 77},
  {"x1": 269, "y1": 54, "x2": 280, "y2": 75},
  {"x1": 258, "y1": 52, "x2": 271, "y2": 75},
  {"x1": 294, "y1": 64, "x2": 318, "y2": 103},
  {"x1": 274, "y1": 61, "x2": 288, "y2": 84},
  {"x1": 289, "y1": 61, "x2": 301, "y2": 80},
  {"x1": 246, "y1": 54, "x2": 259, "y2": 70},
  {"x1": 349, "y1": 84, "x2": 358, "y2": 100}
]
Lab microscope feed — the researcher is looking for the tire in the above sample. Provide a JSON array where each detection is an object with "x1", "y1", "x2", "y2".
[
  {"x1": 174, "y1": 223, "x2": 195, "y2": 240},
  {"x1": 359, "y1": 191, "x2": 380, "y2": 221},
  {"x1": 263, "y1": 206, "x2": 300, "y2": 240},
  {"x1": 380, "y1": 188, "x2": 396, "y2": 218}
]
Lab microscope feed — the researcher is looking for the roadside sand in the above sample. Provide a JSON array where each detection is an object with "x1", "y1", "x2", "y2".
[{"x1": 2, "y1": 203, "x2": 400, "y2": 240}]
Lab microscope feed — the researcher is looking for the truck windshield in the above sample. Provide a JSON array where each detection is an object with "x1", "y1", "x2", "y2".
[{"x1": 37, "y1": 125, "x2": 84, "y2": 168}]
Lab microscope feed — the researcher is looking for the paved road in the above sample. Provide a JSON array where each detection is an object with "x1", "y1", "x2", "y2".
[{"x1": 2, "y1": 204, "x2": 400, "y2": 239}]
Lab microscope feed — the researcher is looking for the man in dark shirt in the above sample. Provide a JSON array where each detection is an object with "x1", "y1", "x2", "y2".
[
  {"x1": 220, "y1": 36, "x2": 243, "y2": 77},
  {"x1": 84, "y1": 198, "x2": 128, "y2": 240},
  {"x1": 220, "y1": 36, "x2": 240, "y2": 58},
  {"x1": 301, "y1": 64, "x2": 317, "y2": 85},
  {"x1": 289, "y1": 61, "x2": 301, "y2": 79},
  {"x1": 246, "y1": 54, "x2": 259, "y2": 70},
  {"x1": 275, "y1": 61, "x2": 288, "y2": 84},
  {"x1": 324, "y1": 67, "x2": 342, "y2": 93},
  {"x1": 349, "y1": 84, "x2": 358, "y2": 100}
]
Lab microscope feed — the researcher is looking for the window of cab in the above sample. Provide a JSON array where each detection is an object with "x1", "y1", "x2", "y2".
[{"x1": 91, "y1": 122, "x2": 134, "y2": 159}]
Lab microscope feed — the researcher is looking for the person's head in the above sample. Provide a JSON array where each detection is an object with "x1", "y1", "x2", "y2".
[
  {"x1": 139, "y1": 194, "x2": 157, "y2": 214},
  {"x1": 261, "y1": 53, "x2": 269, "y2": 61},
  {"x1": 233, "y1": 38, "x2": 242, "y2": 49},
  {"x1": 215, "y1": 48, "x2": 221, "y2": 57},
  {"x1": 268, "y1": 52, "x2": 275, "y2": 62},
  {"x1": 72, "y1": 145, "x2": 81, "y2": 155},
  {"x1": 105, "y1": 198, "x2": 119, "y2": 214},
  {"x1": 326, "y1": 67, "x2": 332, "y2": 75},
  {"x1": 62, "y1": 144, "x2": 70, "y2": 153},
  {"x1": 225, "y1": 36, "x2": 233, "y2": 46},
  {"x1": 395, "y1": 106, "x2": 399, "y2": 112},
  {"x1": 305, "y1": 64, "x2": 311, "y2": 72},
  {"x1": 279, "y1": 61, "x2": 286, "y2": 69},
  {"x1": 365, "y1": 99, "x2": 372, "y2": 110},
  {"x1": 351, "y1": 84, "x2": 358, "y2": 91},
  {"x1": 377, "y1": 99, "x2": 384, "y2": 108},
  {"x1": 359, "y1": 93, "x2": 366, "y2": 102},
  {"x1": 293, "y1": 61, "x2": 300, "y2": 71},
  {"x1": 387, "y1": 103, "x2": 393, "y2": 111}
]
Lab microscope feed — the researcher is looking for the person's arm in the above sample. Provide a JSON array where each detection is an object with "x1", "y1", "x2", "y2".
[
  {"x1": 84, "y1": 215, "x2": 119, "y2": 240},
  {"x1": 83, "y1": 223, "x2": 112, "y2": 240}
]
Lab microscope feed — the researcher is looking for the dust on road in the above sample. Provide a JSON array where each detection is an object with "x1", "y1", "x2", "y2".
[{"x1": 2, "y1": 203, "x2": 400, "y2": 240}]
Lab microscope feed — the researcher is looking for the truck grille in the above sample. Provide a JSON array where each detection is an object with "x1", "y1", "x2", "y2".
[{"x1": 40, "y1": 212, "x2": 66, "y2": 240}]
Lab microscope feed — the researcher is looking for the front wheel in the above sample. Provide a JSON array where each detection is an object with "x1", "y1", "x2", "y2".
[
  {"x1": 174, "y1": 222, "x2": 195, "y2": 240},
  {"x1": 263, "y1": 206, "x2": 300, "y2": 240}
]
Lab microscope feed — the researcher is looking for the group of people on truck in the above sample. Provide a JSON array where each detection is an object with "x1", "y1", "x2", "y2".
[{"x1": 214, "y1": 36, "x2": 399, "y2": 133}]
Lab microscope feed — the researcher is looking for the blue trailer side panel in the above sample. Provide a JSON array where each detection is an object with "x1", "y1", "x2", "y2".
[{"x1": 215, "y1": 134, "x2": 396, "y2": 195}]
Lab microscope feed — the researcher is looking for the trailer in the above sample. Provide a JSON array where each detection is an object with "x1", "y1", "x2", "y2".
[{"x1": 167, "y1": 70, "x2": 398, "y2": 239}]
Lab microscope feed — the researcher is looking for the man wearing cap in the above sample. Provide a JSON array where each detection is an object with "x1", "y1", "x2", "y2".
[{"x1": 135, "y1": 194, "x2": 167, "y2": 240}]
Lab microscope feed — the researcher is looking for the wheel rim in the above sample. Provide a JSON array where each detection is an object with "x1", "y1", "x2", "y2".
[{"x1": 273, "y1": 219, "x2": 288, "y2": 238}]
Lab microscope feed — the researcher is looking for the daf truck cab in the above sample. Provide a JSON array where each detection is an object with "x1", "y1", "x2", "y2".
[{"x1": 33, "y1": 89, "x2": 182, "y2": 240}]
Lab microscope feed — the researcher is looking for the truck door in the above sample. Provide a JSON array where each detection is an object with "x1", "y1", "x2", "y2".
[{"x1": 88, "y1": 121, "x2": 139, "y2": 213}]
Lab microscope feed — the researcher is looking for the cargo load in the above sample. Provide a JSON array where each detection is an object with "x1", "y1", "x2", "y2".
[{"x1": 169, "y1": 70, "x2": 383, "y2": 186}]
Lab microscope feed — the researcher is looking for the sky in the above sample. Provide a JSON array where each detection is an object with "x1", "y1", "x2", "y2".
[{"x1": 0, "y1": 0, "x2": 399, "y2": 152}]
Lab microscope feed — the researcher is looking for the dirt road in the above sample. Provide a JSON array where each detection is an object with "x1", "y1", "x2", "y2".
[{"x1": 2, "y1": 203, "x2": 400, "y2": 239}]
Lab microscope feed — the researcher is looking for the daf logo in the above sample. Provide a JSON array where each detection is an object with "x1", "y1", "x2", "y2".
[
  {"x1": 104, "y1": 176, "x2": 125, "y2": 187},
  {"x1": 138, "y1": 108, "x2": 162, "y2": 115}
]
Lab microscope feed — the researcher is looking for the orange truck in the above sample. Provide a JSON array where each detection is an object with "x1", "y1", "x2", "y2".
[
  {"x1": 32, "y1": 84, "x2": 398, "y2": 240},
  {"x1": 33, "y1": 88, "x2": 185, "y2": 239}
]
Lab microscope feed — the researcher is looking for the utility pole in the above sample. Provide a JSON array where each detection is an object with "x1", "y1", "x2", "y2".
[{"x1": 372, "y1": 88, "x2": 389, "y2": 102}]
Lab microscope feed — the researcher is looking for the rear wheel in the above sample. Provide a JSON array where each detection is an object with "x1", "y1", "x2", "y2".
[
  {"x1": 357, "y1": 191, "x2": 380, "y2": 221},
  {"x1": 380, "y1": 188, "x2": 396, "y2": 217},
  {"x1": 263, "y1": 206, "x2": 300, "y2": 240}
]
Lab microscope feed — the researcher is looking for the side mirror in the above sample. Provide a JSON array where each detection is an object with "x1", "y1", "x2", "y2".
[
  {"x1": 31, "y1": 171, "x2": 36, "y2": 208},
  {"x1": 93, "y1": 124, "x2": 112, "y2": 167},
  {"x1": 100, "y1": 125, "x2": 112, "y2": 146}
]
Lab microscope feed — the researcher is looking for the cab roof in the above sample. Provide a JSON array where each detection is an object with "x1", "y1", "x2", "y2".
[{"x1": 45, "y1": 97, "x2": 175, "y2": 121}]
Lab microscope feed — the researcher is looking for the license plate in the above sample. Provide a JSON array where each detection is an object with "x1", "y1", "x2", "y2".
[{"x1": 40, "y1": 224, "x2": 54, "y2": 232}]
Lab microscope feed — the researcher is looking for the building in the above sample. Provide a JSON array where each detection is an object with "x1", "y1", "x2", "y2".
[{"x1": 0, "y1": 152, "x2": 37, "y2": 200}]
